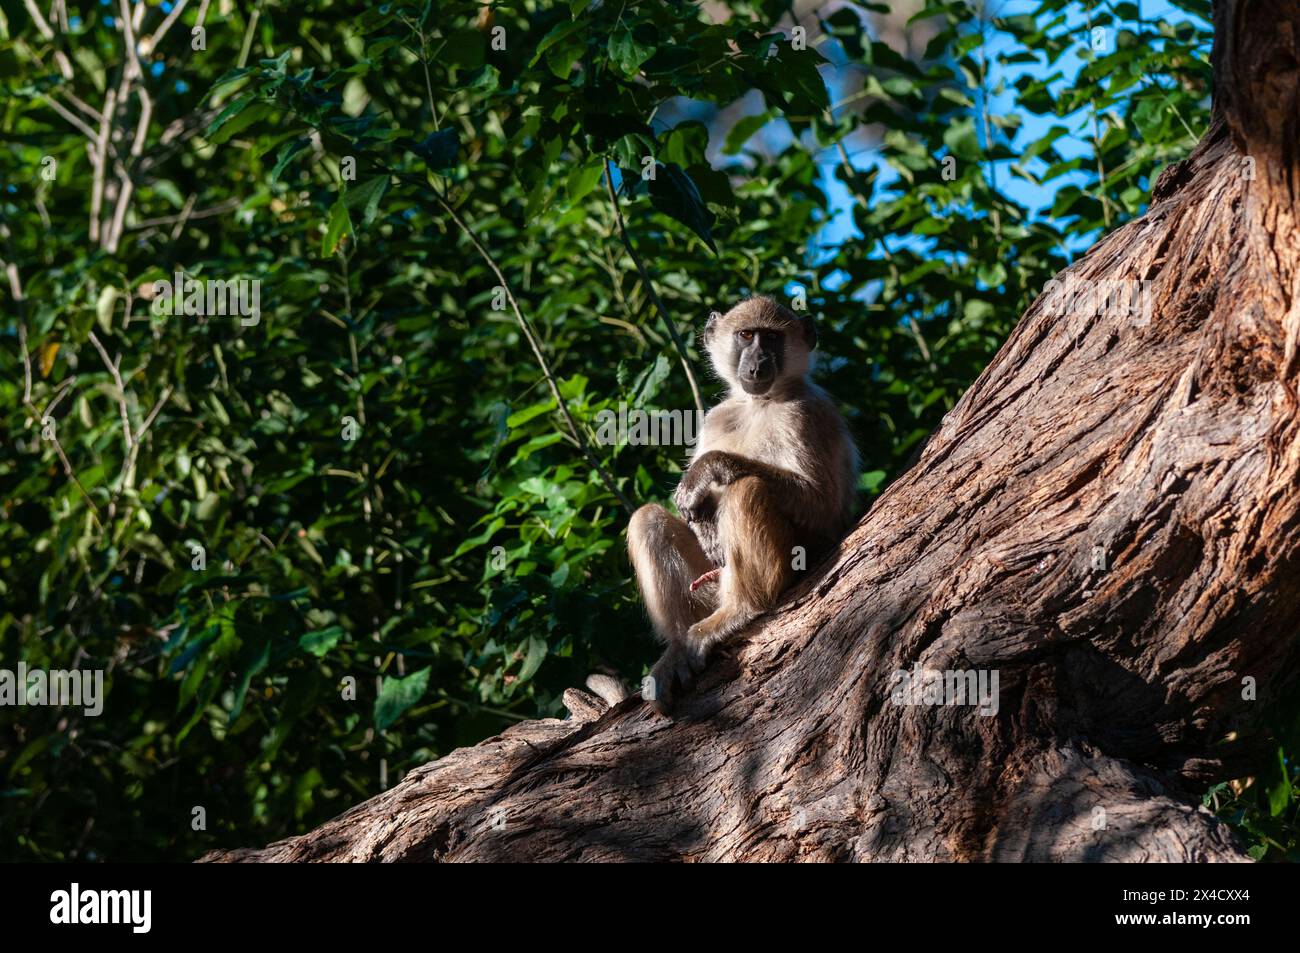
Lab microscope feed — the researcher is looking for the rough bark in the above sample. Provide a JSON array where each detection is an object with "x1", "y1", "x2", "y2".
[{"x1": 204, "y1": 0, "x2": 1300, "y2": 863}]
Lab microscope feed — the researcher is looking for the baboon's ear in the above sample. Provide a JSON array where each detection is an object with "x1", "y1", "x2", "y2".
[
  {"x1": 801, "y1": 312, "x2": 818, "y2": 350},
  {"x1": 704, "y1": 310, "x2": 722, "y2": 344}
]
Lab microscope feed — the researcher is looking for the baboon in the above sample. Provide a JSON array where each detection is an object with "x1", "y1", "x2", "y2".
[{"x1": 627, "y1": 297, "x2": 858, "y2": 711}]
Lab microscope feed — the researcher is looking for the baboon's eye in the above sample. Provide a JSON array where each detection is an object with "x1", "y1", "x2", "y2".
[{"x1": 738, "y1": 329, "x2": 754, "y2": 342}]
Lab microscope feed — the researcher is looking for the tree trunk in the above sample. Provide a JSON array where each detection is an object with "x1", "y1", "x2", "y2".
[{"x1": 203, "y1": 0, "x2": 1300, "y2": 863}]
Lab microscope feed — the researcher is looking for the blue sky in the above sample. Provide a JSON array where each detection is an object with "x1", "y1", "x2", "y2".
[{"x1": 814, "y1": 0, "x2": 1211, "y2": 256}]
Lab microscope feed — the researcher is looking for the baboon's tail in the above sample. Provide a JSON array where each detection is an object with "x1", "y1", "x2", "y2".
[{"x1": 585, "y1": 673, "x2": 630, "y2": 706}]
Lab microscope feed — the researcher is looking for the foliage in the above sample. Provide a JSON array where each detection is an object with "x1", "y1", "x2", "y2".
[{"x1": 1, "y1": 0, "x2": 1294, "y2": 861}]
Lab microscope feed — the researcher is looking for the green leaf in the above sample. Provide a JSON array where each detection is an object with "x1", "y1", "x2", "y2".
[
  {"x1": 207, "y1": 96, "x2": 271, "y2": 144},
  {"x1": 270, "y1": 136, "x2": 312, "y2": 182},
  {"x1": 608, "y1": 28, "x2": 655, "y2": 76},
  {"x1": 823, "y1": 9, "x2": 867, "y2": 59},
  {"x1": 860, "y1": 470, "x2": 887, "y2": 492},
  {"x1": 206, "y1": 93, "x2": 255, "y2": 134},
  {"x1": 1267, "y1": 747, "x2": 1292, "y2": 817},
  {"x1": 723, "y1": 111, "x2": 772, "y2": 155},
  {"x1": 631, "y1": 354, "x2": 671, "y2": 407},
  {"x1": 229, "y1": 640, "x2": 271, "y2": 720},
  {"x1": 374, "y1": 667, "x2": 430, "y2": 730},
  {"x1": 531, "y1": 20, "x2": 584, "y2": 66},
  {"x1": 95, "y1": 286, "x2": 118, "y2": 335},
  {"x1": 299, "y1": 626, "x2": 345, "y2": 657},
  {"x1": 322, "y1": 198, "x2": 353, "y2": 256},
  {"x1": 977, "y1": 262, "x2": 1007, "y2": 287},
  {"x1": 343, "y1": 175, "x2": 388, "y2": 228},
  {"x1": 506, "y1": 400, "x2": 555, "y2": 429},
  {"x1": 517, "y1": 635, "x2": 547, "y2": 682},
  {"x1": 565, "y1": 160, "x2": 605, "y2": 205},
  {"x1": 647, "y1": 162, "x2": 717, "y2": 253},
  {"x1": 943, "y1": 117, "x2": 981, "y2": 160}
]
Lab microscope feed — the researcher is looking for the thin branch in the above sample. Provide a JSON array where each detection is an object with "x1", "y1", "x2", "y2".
[
  {"x1": 1, "y1": 233, "x2": 35, "y2": 406},
  {"x1": 2, "y1": 242, "x2": 102, "y2": 528},
  {"x1": 237, "y1": 1, "x2": 263, "y2": 69},
  {"x1": 1082, "y1": 7, "x2": 1114, "y2": 229},
  {"x1": 973, "y1": 12, "x2": 1004, "y2": 243},
  {"x1": 40, "y1": 377, "x2": 77, "y2": 420},
  {"x1": 146, "y1": 0, "x2": 191, "y2": 49},
  {"x1": 16, "y1": 305, "x2": 34, "y2": 407},
  {"x1": 22, "y1": 0, "x2": 55, "y2": 39},
  {"x1": 87, "y1": 331, "x2": 135, "y2": 457},
  {"x1": 112, "y1": 384, "x2": 173, "y2": 511},
  {"x1": 89, "y1": 89, "x2": 116, "y2": 244},
  {"x1": 49, "y1": 438, "x2": 105, "y2": 530},
  {"x1": 119, "y1": 0, "x2": 144, "y2": 78},
  {"x1": 102, "y1": 0, "x2": 155, "y2": 253},
  {"x1": 59, "y1": 89, "x2": 104, "y2": 125},
  {"x1": 105, "y1": 86, "x2": 151, "y2": 252},
  {"x1": 138, "y1": 107, "x2": 219, "y2": 174},
  {"x1": 129, "y1": 196, "x2": 238, "y2": 231},
  {"x1": 603, "y1": 160, "x2": 705, "y2": 418},
  {"x1": 45, "y1": 95, "x2": 100, "y2": 144},
  {"x1": 433, "y1": 186, "x2": 634, "y2": 515},
  {"x1": 906, "y1": 317, "x2": 939, "y2": 374},
  {"x1": 169, "y1": 192, "x2": 197, "y2": 239},
  {"x1": 134, "y1": 385, "x2": 173, "y2": 444}
]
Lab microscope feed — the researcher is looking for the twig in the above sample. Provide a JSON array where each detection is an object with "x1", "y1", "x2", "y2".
[
  {"x1": 104, "y1": 0, "x2": 154, "y2": 253},
  {"x1": 5, "y1": 242, "x2": 108, "y2": 537},
  {"x1": 87, "y1": 331, "x2": 134, "y2": 454},
  {"x1": 113, "y1": 384, "x2": 172, "y2": 510},
  {"x1": 145, "y1": 0, "x2": 191, "y2": 49},
  {"x1": 237, "y1": 1, "x2": 263, "y2": 69},
  {"x1": 170, "y1": 193, "x2": 197, "y2": 239},
  {"x1": 973, "y1": 17, "x2": 1004, "y2": 243},
  {"x1": 129, "y1": 196, "x2": 238, "y2": 231},
  {"x1": 906, "y1": 317, "x2": 938, "y2": 374},
  {"x1": 45, "y1": 96, "x2": 100, "y2": 144},
  {"x1": 40, "y1": 377, "x2": 77, "y2": 420},
  {"x1": 16, "y1": 308, "x2": 34, "y2": 406},
  {"x1": 433, "y1": 187, "x2": 634, "y2": 515},
  {"x1": 60, "y1": 88, "x2": 102, "y2": 124},
  {"x1": 603, "y1": 160, "x2": 705, "y2": 418},
  {"x1": 134, "y1": 385, "x2": 173, "y2": 443},
  {"x1": 89, "y1": 89, "x2": 116, "y2": 244},
  {"x1": 49, "y1": 438, "x2": 105, "y2": 530},
  {"x1": 119, "y1": 0, "x2": 144, "y2": 78},
  {"x1": 22, "y1": 0, "x2": 54, "y2": 39}
]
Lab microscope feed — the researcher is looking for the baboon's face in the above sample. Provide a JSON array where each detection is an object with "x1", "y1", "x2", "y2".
[
  {"x1": 730, "y1": 325, "x2": 785, "y2": 394},
  {"x1": 705, "y1": 298, "x2": 813, "y2": 396}
]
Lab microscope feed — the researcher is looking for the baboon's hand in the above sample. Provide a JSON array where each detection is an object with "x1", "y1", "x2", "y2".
[
  {"x1": 674, "y1": 461, "x2": 715, "y2": 522},
  {"x1": 673, "y1": 481, "x2": 706, "y2": 523}
]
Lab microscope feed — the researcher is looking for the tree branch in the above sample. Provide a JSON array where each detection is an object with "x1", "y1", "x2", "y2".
[
  {"x1": 432, "y1": 185, "x2": 635, "y2": 515},
  {"x1": 603, "y1": 160, "x2": 705, "y2": 418}
]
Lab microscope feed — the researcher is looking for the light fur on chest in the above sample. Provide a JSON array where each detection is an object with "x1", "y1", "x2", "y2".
[{"x1": 693, "y1": 399, "x2": 805, "y2": 475}]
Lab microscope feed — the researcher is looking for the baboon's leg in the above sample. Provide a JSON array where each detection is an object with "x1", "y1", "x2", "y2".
[
  {"x1": 628, "y1": 503, "x2": 716, "y2": 640},
  {"x1": 687, "y1": 475, "x2": 794, "y2": 657},
  {"x1": 627, "y1": 503, "x2": 717, "y2": 710}
]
